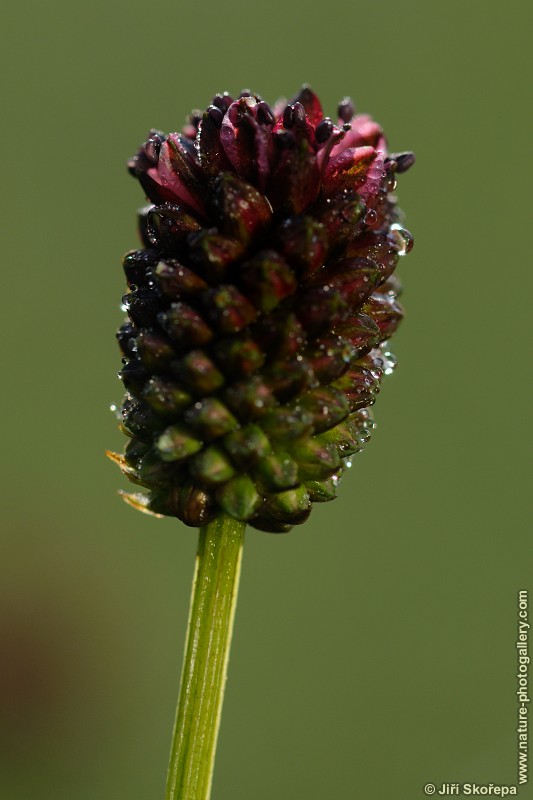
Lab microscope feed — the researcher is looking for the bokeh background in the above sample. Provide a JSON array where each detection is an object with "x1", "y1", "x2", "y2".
[{"x1": 1, "y1": 1, "x2": 531, "y2": 798}]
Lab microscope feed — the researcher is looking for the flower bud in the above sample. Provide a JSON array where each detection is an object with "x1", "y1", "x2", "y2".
[{"x1": 112, "y1": 86, "x2": 414, "y2": 530}]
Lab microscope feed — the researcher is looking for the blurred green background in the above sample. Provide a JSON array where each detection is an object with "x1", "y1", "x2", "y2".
[{"x1": 1, "y1": 1, "x2": 531, "y2": 798}]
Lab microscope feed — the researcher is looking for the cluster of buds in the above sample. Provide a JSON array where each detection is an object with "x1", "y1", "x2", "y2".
[{"x1": 109, "y1": 86, "x2": 414, "y2": 532}]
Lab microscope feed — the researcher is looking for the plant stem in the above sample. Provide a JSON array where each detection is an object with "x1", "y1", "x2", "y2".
[{"x1": 165, "y1": 513, "x2": 246, "y2": 800}]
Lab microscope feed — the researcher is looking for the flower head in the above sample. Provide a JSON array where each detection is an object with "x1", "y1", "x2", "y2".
[{"x1": 110, "y1": 86, "x2": 414, "y2": 532}]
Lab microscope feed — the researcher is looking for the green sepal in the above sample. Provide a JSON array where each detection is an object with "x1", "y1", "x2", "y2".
[
  {"x1": 254, "y1": 451, "x2": 299, "y2": 491},
  {"x1": 223, "y1": 424, "x2": 272, "y2": 468},
  {"x1": 216, "y1": 475, "x2": 262, "y2": 521},
  {"x1": 305, "y1": 476, "x2": 339, "y2": 502},
  {"x1": 143, "y1": 377, "x2": 192, "y2": 417},
  {"x1": 184, "y1": 398, "x2": 238, "y2": 440},
  {"x1": 260, "y1": 406, "x2": 314, "y2": 443},
  {"x1": 289, "y1": 437, "x2": 341, "y2": 481},
  {"x1": 224, "y1": 376, "x2": 275, "y2": 421},
  {"x1": 155, "y1": 260, "x2": 208, "y2": 298},
  {"x1": 188, "y1": 230, "x2": 245, "y2": 283},
  {"x1": 213, "y1": 336, "x2": 265, "y2": 378},
  {"x1": 315, "y1": 416, "x2": 364, "y2": 456},
  {"x1": 299, "y1": 387, "x2": 350, "y2": 433},
  {"x1": 159, "y1": 302, "x2": 214, "y2": 348},
  {"x1": 136, "y1": 330, "x2": 174, "y2": 372},
  {"x1": 173, "y1": 350, "x2": 225, "y2": 395},
  {"x1": 264, "y1": 484, "x2": 310, "y2": 523},
  {"x1": 156, "y1": 424, "x2": 203, "y2": 462},
  {"x1": 189, "y1": 445, "x2": 237, "y2": 486}
]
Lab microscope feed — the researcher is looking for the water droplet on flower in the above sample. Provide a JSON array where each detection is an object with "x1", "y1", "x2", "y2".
[
  {"x1": 381, "y1": 350, "x2": 397, "y2": 375},
  {"x1": 390, "y1": 223, "x2": 414, "y2": 256},
  {"x1": 344, "y1": 459, "x2": 352, "y2": 469},
  {"x1": 370, "y1": 346, "x2": 397, "y2": 376},
  {"x1": 364, "y1": 209, "x2": 378, "y2": 226},
  {"x1": 110, "y1": 403, "x2": 121, "y2": 419}
]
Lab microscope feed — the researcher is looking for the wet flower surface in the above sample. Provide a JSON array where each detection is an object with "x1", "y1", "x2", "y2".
[{"x1": 111, "y1": 87, "x2": 414, "y2": 532}]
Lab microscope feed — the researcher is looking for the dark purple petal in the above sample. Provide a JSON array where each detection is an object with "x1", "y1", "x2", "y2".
[
  {"x1": 154, "y1": 260, "x2": 208, "y2": 298},
  {"x1": 146, "y1": 203, "x2": 202, "y2": 254},
  {"x1": 275, "y1": 216, "x2": 328, "y2": 280},
  {"x1": 313, "y1": 191, "x2": 365, "y2": 257},
  {"x1": 314, "y1": 257, "x2": 381, "y2": 307},
  {"x1": 266, "y1": 130, "x2": 320, "y2": 215},
  {"x1": 220, "y1": 97, "x2": 273, "y2": 189},
  {"x1": 253, "y1": 312, "x2": 306, "y2": 360},
  {"x1": 212, "y1": 173, "x2": 272, "y2": 245},
  {"x1": 333, "y1": 313, "x2": 381, "y2": 358},
  {"x1": 362, "y1": 293, "x2": 404, "y2": 341},
  {"x1": 188, "y1": 229, "x2": 245, "y2": 283},
  {"x1": 346, "y1": 232, "x2": 400, "y2": 282},
  {"x1": 333, "y1": 363, "x2": 382, "y2": 411},
  {"x1": 296, "y1": 285, "x2": 348, "y2": 335},
  {"x1": 146, "y1": 136, "x2": 205, "y2": 216},
  {"x1": 240, "y1": 250, "x2": 297, "y2": 313},
  {"x1": 158, "y1": 301, "x2": 214, "y2": 348},
  {"x1": 213, "y1": 336, "x2": 265, "y2": 378},
  {"x1": 202, "y1": 285, "x2": 257, "y2": 334},
  {"x1": 323, "y1": 146, "x2": 385, "y2": 203},
  {"x1": 197, "y1": 111, "x2": 234, "y2": 178},
  {"x1": 331, "y1": 114, "x2": 387, "y2": 156},
  {"x1": 305, "y1": 334, "x2": 353, "y2": 384}
]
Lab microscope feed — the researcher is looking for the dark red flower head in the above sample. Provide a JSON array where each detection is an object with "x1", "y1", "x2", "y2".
[{"x1": 112, "y1": 86, "x2": 414, "y2": 532}]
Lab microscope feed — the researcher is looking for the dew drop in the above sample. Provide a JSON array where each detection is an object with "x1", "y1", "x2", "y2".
[
  {"x1": 110, "y1": 403, "x2": 121, "y2": 419},
  {"x1": 390, "y1": 223, "x2": 414, "y2": 256},
  {"x1": 370, "y1": 347, "x2": 397, "y2": 376},
  {"x1": 364, "y1": 209, "x2": 378, "y2": 226},
  {"x1": 381, "y1": 350, "x2": 397, "y2": 375}
]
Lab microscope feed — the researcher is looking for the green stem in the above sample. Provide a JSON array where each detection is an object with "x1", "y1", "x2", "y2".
[{"x1": 165, "y1": 513, "x2": 246, "y2": 800}]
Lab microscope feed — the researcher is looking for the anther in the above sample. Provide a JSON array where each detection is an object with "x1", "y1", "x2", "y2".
[
  {"x1": 338, "y1": 97, "x2": 355, "y2": 123},
  {"x1": 315, "y1": 118, "x2": 334, "y2": 143},
  {"x1": 207, "y1": 105, "x2": 224, "y2": 128}
]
